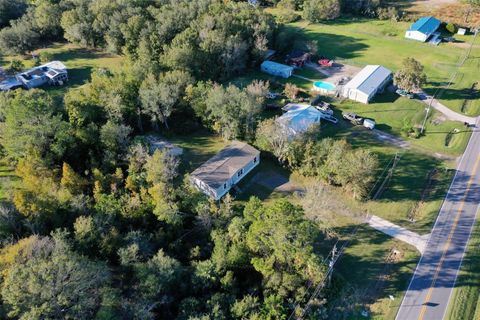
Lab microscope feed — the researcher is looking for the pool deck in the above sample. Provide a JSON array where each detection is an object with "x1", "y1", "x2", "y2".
[{"x1": 306, "y1": 62, "x2": 361, "y2": 86}]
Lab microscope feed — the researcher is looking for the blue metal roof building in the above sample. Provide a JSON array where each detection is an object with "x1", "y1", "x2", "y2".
[
  {"x1": 405, "y1": 16, "x2": 441, "y2": 42},
  {"x1": 260, "y1": 61, "x2": 294, "y2": 78},
  {"x1": 277, "y1": 104, "x2": 322, "y2": 137}
]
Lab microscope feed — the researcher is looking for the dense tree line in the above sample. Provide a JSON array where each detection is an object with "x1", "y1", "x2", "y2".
[{"x1": 0, "y1": 0, "x2": 274, "y2": 81}]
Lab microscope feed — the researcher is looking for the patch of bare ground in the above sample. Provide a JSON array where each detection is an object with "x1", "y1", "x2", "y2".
[{"x1": 390, "y1": 1, "x2": 480, "y2": 27}]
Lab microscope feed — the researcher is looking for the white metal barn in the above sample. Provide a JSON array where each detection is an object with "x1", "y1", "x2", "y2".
[
  {"x1": 342, "y1": 65, "x2": 392, "y2": 104},
  {"x1": 278, "y1": 104, "x2": 322, "y2": 137},
  {"x1": 190, "y1": 142, "x2": 260, "y2": 200},
  {"x1": 405, "y1": 16, "x2": 441, "y2": 42}
]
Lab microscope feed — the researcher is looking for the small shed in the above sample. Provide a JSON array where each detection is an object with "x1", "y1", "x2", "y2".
[
  {"x1": 341, "y1": 65, "x2": 392, "y2": 104},
  {"x1": 286, "y1": 50, "x2": 311, "y2": 67},
  {"x1": 260, "y1": 61, "x2": 294, "y2": 78},
  {"x1": 405, "y1": 16, "x2": 441, "y2": 42},
  {"x1": 457, "y1": 28, "x2": 467, "y2": 35},
  {"x1": 278, "y1": 103, "x2": 322, "y2": 137}
]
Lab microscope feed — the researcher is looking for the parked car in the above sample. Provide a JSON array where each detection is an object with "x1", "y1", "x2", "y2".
[
  {"x1": 363, "y1": 118, "x2": 375, "y2": 130},
  {"x1": 321, "y1": 113, "x2": 338, "y2": 124},
  {"x1": 396, "y1": 89, "x2": 414, "y2": 99},
  {"x1": 265, "y1": 92, "x2": 280, "y2": 99},
  {"x1": 314, "y1": 102, "x2": 333, "y2": 115},
  {"x1": 342, "y1": 112, "x2": 363, "y2": 125}
]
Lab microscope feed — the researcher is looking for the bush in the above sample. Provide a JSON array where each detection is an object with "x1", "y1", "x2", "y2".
[
  {"x1": 377, "y1": 7, "x2": 399, "y2": 21},
  {"x1": 6, "y1": 59, "x2": 25, "y2": 74},
  {"x1": 277, "y1": 0, "x2": 298, "y2": 10},
  {"x1": 39, "y1": 51, "x2": 54, "y2": 63},
  {"x1": 446, "y1": 22, "x2": 456, "y2": 34},
  {"x1": 303, "y1": 0, "x2": 341, "y2": 22},
  {"x1": 276, "y1": 9, "x2": 301, "y2": 23}
]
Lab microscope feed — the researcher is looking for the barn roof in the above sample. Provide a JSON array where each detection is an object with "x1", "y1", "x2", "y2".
[
  {"x1": 408, "y1": 16, "x2": 441, "y2": 35},
  {"x1": 344, "y1": 65, "x2": 392, "y2": 97}
]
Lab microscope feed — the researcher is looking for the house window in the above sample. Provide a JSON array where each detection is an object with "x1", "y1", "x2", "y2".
[
  {"x1": 224, "y1": 183, "x2": 227, "y2": 189},
  {"x1": 253, "y1": 157, "x2": 257, "y2": 164},
  {"x1": 237, "y1": 169, "x2": 243, "y2": 177}
]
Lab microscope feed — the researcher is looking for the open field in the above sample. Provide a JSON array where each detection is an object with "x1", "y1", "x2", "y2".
[
  {"x1": 333, "y1": 225, "x2": 420, "y2": 320},
  {"x1": 267, "y1": 12, "x2": 480, "y2": 116},
  {"x1": 445, "y1": 219, "x2": 480, "y2": 320},
  {"x1": 387, "y1": 0, "x2": 480, "y2": 27}
]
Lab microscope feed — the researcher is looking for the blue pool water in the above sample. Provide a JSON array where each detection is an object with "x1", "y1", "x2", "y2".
[{"x1": 313, "y1": 81, "x2": 336, "y2": 91}]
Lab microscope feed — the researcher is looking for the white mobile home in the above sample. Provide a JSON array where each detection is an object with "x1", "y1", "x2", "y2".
[
  {"x1": 260, "y1": 61, "x2": 294, "y2": 78},
  {"x1": 190, "y1": 142, "x2": 260, "y2": 200},
  {"x1": 342, "y1": 65, "x2": 392, "y2": 104},
  {"x1": 405, "y1": 16, "x2": 441, "y2": 42}
]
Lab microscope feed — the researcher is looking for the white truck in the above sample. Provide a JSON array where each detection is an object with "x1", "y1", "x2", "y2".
[{"x1": 363, "y1": 119, "x2": 375, "y2": 130}]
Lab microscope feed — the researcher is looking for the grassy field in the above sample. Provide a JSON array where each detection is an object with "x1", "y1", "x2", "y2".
[
  {"x1": 268, "y1": 12, "x2": 480, "y2": 116},
  {"x1": 0, "y1": 159, "x2": 19, "y2": 202},
  {"x1": 333, "y1": 225, "x2": 420, "y2": 320},
  {"x1": 445, "y1": 219, "x2": 480, "y2": 320}
]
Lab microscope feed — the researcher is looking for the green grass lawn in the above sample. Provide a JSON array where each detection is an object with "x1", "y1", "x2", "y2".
[
  {"x1": 0, "y1": 159, "x2": 19, "y2": 202},
  {"x1": 445, "y1": 219, "x2": 480, "y2": 320},
  {"x1": 334, "y1": 93, "x2": 472, "y2": 157},
  {"x1": 166, "y1": 131, "x2": 228, "y2": 173},
  {"x1": 270, "y1": 14, "x2": 480, "y2": 116},
  {"x1": 332, "y1": 225, "x2": 420, "y2": 320}
]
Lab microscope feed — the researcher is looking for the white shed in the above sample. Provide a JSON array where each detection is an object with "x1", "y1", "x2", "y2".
[
  {"x1": 260, "y1": 61, "x2": 294, "y2": 78},
  {"x1": 341, "y1": 65, "x2": 392, "y2": 104}
]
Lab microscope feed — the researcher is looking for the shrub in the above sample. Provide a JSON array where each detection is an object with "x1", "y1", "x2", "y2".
[
  {"x1": 6, "y1": 59, "x2": 25, "y2": 74},
  {"x1": 377, "y1": 7, "x2": 399, "y2": 21},
  {"x1": 39, "y1": 51, "x2": 54, "y2": 63},
  {"x1": 446, "y1": 22, "x2": 456, "y2": 34},
  {"x1": 303, "y1": 0, "x2": 341, "y2": 22},
  {"x1": 276, "y1": 9, "x2": 301, "y2": 23}
]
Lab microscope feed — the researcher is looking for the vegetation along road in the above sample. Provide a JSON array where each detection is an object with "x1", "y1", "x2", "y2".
[{"x1": 396, "y1": 116, "x2": 480, "y2": 320}]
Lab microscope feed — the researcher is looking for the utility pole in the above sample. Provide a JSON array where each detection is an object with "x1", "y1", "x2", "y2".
[
  {"x1": 327, "y1": 244, "x2": 337, "y2": 287},
  {"x1": 420, "y1": 98, "x2": 432, "y2": 134}
]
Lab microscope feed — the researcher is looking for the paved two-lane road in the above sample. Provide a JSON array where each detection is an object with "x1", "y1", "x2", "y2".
[{"x1": 396, "y1": 118, "x2": 480, "y2": 320}]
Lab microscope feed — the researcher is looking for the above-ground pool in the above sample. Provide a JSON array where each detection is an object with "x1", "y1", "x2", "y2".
[{"x1": 312, "y1": 81, "x2": 336, "y2": 93}]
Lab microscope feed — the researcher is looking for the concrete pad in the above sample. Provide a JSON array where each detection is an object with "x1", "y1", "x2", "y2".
[{"x1": 366, "y1": 215, "x2": 430, "y2": 253}]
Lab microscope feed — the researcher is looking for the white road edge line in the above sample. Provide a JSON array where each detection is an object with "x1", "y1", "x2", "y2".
[
  {"x1": 394, "y1": 120, "x2": 479, "y2": 320},
  {"x1": 440, "y1": 120, "x2": 480, "y2": 320},
  {"x1": 441, "y1": 201, "x2": 480, "y2": 320}
]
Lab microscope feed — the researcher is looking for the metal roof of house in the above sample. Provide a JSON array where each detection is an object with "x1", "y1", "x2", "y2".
[
  {"x1": 261, "y1": 61, "x2": 294, "y2": 72},
  {"x1": 278, "y1": 104, "x2": 322, "y2": 136},
  {"x1": 408, "y1": 16, "x2": 441, "y2": 35},
  {"x1": 191, "y1": 141, "x2": 259, "y2": 190},
  {"x1": 344, "y1": 65, "x2": 392, "y2": 97}
]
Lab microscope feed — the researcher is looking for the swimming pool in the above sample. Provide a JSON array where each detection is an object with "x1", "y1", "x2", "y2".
[{"x1": 313, "y1": 81, "x2": 336, "y2": 92}]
